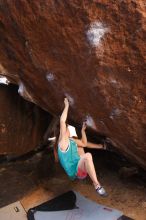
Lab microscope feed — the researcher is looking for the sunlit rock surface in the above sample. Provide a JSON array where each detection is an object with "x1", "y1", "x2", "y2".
[{"x1": 0, "y1": 1, "x2": 145, "y2": 167}]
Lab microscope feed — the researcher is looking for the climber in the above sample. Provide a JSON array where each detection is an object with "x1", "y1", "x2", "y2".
[{"x1": 55, "y1": 97, "x2": 107, "y2": 197}]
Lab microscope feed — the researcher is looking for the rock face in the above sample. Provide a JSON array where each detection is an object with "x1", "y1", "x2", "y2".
[
  {"x1": 0, "y1": 1, "x2": 145, "y2": 167},
  {"x1": 0, "y1": 85, "x2": 50, "y2": 155}
]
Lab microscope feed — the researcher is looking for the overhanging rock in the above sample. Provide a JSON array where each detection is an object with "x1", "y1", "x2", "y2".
[{"x1": 0, "y1": 1, "x2": 145, "y2": 168}]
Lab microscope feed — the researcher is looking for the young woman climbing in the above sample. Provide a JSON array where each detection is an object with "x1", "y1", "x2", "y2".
[{"x1": 56, "y1": 97, "x2": 107, "y2": 197}]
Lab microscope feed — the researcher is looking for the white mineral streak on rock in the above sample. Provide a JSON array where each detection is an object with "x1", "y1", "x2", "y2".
[
  {"x1": 0, "y1": 76, "x2": 9, "y2": 85},
  {"x1": 85, "y1": 115, "x2": 97, "y2": 130},
  {"x1": 110, "y1": 108, "x2": 122, "y2": 119},
  {"x1": 48, "y1": 137, "x2": 56, "y2": 141},
  {"x1": 18, "y1": 82, "x2": 34, "y2": 103},
  {"x1": 65, "y1": 93, "x2": 74, "y2": 106},
  {"x1": 46, "y1": 73, "x2": 54, "y2": 81},
  {"x1": 110, "y1": 79, "x2": 117, "y2": 84},
  {"x1": 86, "y1": 21, "x2": 109, "y2": 47},
  {"x1": 109, "y1": 78, "x2": 123, "y2": 89},
  {"x1": 18, "y1": 82, "x2": 24, "y2": 95}
]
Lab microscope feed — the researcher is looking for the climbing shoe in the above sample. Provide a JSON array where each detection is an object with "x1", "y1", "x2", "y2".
[{"x1": 96, "y1": 186, "x2": 108, "y2": 197}]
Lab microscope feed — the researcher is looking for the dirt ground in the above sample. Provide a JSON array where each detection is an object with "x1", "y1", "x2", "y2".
[{"x1": 0, "y1": 148, "x2": 146, "y2": 220}]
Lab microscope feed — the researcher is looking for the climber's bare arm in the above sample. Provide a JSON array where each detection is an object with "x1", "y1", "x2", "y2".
[
  {"x1": 72, "y1": 122, "x2": 87, "y2": 147},
  {"x1": 59, "y1": 98, "x2": 69, "y2": 150},
  {"x1": 80, "y1": 122, "x2": 106, "y2": 149},
  {"x1": 73, "y1": 121, "x2": 105, "y2": 149},
  {"x1": 81, "y1": 122, "x2": 87, "y2": 146},
  {"x1": 72, "y1": 138, "x2": 86, "y2": 147},
  {"x1": 60, "y1": 98, "x2": 69, "y2": 136},
  {"x1": 86, "y1": 142, "x2": 104, "y2": 149},
  {"x1": 73, "y1": 139, "x2": 105, "y2": 149}
]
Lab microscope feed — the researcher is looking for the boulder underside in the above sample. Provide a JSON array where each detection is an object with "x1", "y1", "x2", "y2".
[{"x1": 0, "y1": 1, "x2": 145, "y2": 168}]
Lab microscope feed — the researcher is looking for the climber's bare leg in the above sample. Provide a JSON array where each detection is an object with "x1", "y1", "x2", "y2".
[{"x1": 77, "y1": 153, "x2": 100, "y2": 188}]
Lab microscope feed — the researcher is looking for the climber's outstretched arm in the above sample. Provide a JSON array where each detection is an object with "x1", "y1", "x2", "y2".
[
  {"x1": 86, "y1": 142, "x2": 104, "y2": 149},
  {"x1": 59, "y1": 98, "x2": 69, "y2": 139}
]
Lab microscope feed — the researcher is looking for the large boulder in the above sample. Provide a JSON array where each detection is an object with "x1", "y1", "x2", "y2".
[{"x1": 0, "y1": 1, "x2": 145, "y2": 167}]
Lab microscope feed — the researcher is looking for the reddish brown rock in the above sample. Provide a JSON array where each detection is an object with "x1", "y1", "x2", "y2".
[{"x1": 0, "y1": 1, "x2": 145, "y2": 167}]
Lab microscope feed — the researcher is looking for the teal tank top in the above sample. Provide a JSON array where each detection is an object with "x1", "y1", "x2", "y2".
[{"x1": 58, "y1": 138, "x2": 80, "y2": 180}]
